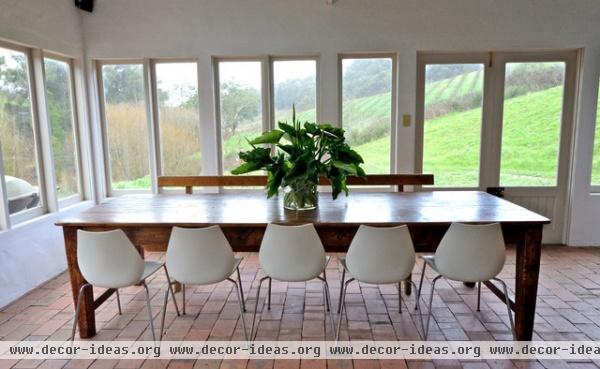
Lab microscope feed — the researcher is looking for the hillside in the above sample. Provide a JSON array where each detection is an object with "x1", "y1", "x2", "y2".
[{"x1": 355, "y1": 86, "x2": 565, "y2": 185}]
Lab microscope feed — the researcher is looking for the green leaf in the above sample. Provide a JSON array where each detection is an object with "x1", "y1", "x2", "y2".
[
  {"x1": 249, "y1": 130, "x2": 284, "y2": 145},
  {"x1": 231, "y1": 162, "x2": 264, "y2": 175},
  {"x1": 278, "y1": 122, "x2": 297, "y2": 136},
  {"x1": 267, "y1": 154, "x2": 285, "y2": 198},
  {"x1": 239, "y1": 147, "x2": 272, "y2": 163},
  {"x1": 332, "y1": 161, "x2": 358, "y2": 176},
  {"x1": 277, "y1": 144, "x2": 296, "y2": 155},
  {"x1": 336, "y1": 146, "x2": 364, "y2": 164}
]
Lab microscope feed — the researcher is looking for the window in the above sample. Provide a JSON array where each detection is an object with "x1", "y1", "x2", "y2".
[
  {"x1": 44, "y1": 57, "x2": 80, "y2": 202},
  {"x1": 272, "y1": 59, "x2": 317, "y2": 124},
  {"x1": 341, "y1": 56, "x2": 394, "y2": 174},
  {"x1": 0, "y1": 46, "x2": 43, "y2": 216},
  {"x1": 592, "y1": 80, "x2": 600, "y2": 185},
  {"x1": 499, "y1": 62, "x2": 565, "y2": 186},
  {"x1": 100, "y1": 63, "x2": 150, "y2": 190},
  {"x1": 422, "y1": 63, "x2": 484, "y2": 187},
  {"x1": 155, "y1": 62, "x2": 201, "y2": 176},
  {"x1": 217, "y1": 60, "x2": 264, "y2": 174}
]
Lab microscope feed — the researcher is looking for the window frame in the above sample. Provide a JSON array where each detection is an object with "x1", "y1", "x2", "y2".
[
  {"x1": 150, "y1": 58, "x2": 202, "y2": 178},
  {"x1": 416, "y1": 50, "x2": 577, "y2": 192},
  {"x1": 269, "y1": 55, "x2": 320, "y2": 128},
  {"x1": 415, "y1": 52, "x2": 491, "y2": 190},
  {"x1": 96, "y1": 59, "x2": 155, "y2": 196},
  {"x1": 0, "y1": 40, "x2": 48, "y2": 226},
  {"x1": 338, "y1": 52, "x2": 398, "y2": 175},
  {"x1": 42, "y1": 52, "x2": 85, "y2": 208},
  {"x1": 589, "y1": 78, "x2": 600, "y2": 191},
  {"x1": 212, "y1": 56, "x2": 269, "y2": 175}
]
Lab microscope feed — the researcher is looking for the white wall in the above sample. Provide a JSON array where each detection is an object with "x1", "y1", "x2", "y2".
[
  {"x1": 0, "y1": 0, "x2": 87, "y2": 307},
  {"x1": 82, "y1": 0, "x2": 600, "y2": 244},
  {"x1": 0, "y1": 0, "x2": 83, "y2": 56}
]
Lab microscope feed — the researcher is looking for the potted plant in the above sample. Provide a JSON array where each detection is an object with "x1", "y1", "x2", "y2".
[{"x1": 231, "y1": 109, "x2": 366, "y2": 210}]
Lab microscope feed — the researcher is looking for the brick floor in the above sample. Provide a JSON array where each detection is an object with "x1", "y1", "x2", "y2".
[{"x1": 2, "y1": 246, "x2": 600, "y2": 368}]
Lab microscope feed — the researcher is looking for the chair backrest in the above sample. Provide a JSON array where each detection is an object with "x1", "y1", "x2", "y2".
[
  {"x1": 77, "y1": 229, "x2": 145, "y2": 288},
  {"x1": 259, "y1": 223, "x2": 326, "y2": 282},
  {"x1": 346, "y1": 225, "x2": 416, "y2": 284},
  {"x1": 166, "y1": 226, "x2": 236, "y2": 285},
  {"x1": 434, "y1": 222, "x2": 506, "y2": 282}
]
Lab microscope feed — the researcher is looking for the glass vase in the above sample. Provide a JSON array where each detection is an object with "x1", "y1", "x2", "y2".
[{"x1": 283, "y1": 184, "x2": 318, "y2": 211}]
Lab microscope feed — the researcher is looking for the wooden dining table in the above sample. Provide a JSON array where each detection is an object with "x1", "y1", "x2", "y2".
[{"x1": 56, "y1": 191, "x2": 549, "y2": 340}]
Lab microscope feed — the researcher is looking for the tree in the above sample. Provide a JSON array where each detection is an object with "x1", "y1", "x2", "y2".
[
  {"x1": 220, "y1": 81, "x2": 260, "y2": 136},
  {"x1": 0, "y1": 52, "x2": 38, "y2": 185},
  {"x1": 342, "y1": 59, "x2": 392, "y2": 100},
  {"x1": 101, "y1": 64, "x2": 144, "y2": 104},
  {"x1": 274, "y1": 77, "x2": 315, "y2": 112}
]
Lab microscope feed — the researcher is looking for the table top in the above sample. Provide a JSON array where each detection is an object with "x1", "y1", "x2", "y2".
[{"x1": 55, "y1": 191, "x2": 550, "y2": 227}]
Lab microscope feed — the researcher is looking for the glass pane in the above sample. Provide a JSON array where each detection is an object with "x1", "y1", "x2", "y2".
[
  {"x1": 101, "y1": 64, "x2": 150, "y2": 190},
  {"x1": 422, "y1": 63, "x2": 484, "y2": 187},
  {"x1": 273, "y1": 60, "x2": 316, "y2": 124},
  {"x1": 44, "y1": 58, "x2": 79, "y2": 201},
  {"x1": 500, "y1": 62, "x2": 565, "y2": 186},
  {"x1": 342, "y1": 58, "x2": 392, "y2": 174},
  {"x1": 591, "y1": 81, "x2": 600, "y2": 185},
  {"x1": 219, "y1": 61, "x2": 263, "y2": 174},
  {"x1": 155, "y1": 62, "x2": 201, "y2": 176},
  {"x1": 0, "y1": 47, "x2": 43, "y2": 215}
]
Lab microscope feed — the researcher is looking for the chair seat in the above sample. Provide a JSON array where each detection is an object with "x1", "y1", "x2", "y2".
[{"x1": 142, "y1": 261, "x2": 164, "y2": 281}]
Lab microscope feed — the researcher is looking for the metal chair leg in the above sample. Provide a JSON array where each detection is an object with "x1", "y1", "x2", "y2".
[
  {"x1": 477, "y1": 281, "x2": 481, "y2": 312},
  {"x1": 163, "y1": 265, "x2": 180, "y2": 316},
  {"x1": 322, "y1": 269, "x2": 331, "y2": 312},
  {"x1": 424, "y1": 275, "x2": 442, "y2": 340},
  {"x1": 228, "y1": 278, "x2": 249, "y2": 341},
  {"x1": 159, "y1": 286, "x2": 170, "y2": 340},
  {"x1": 115, "y1": 289, "x2": 122, "y2": 315},
  {"x1": 335, "y1": 278, "x2": 355, "y2": 341},
  {"x1": 337, "y1": 268, "x2": 346, "y2": 314},
  {"x1": 70, "y1": 283, "x2": 90, "y2": 341},
  {"x1": 398, "y1": 282, "x2": 403, "y2": 313},
  {"x1": 250, "y1": 276, "x2": 270, "y2": 341},
  {"x1": 236, "y1": 266, "x2": 246, "y2": 312},
  {"x1": 142, "y1": 282, "x2": 157, "y2": 342},
  {"x1": 267, "y1": 277, "x2": 272, "y2": 310},
  {"x1": 317, "y1": 275, "x2": 335, "y2": 337},
  {"x1": 182, "y1": 283, "x2": 186, "y2": 315},
  {"x1": 407, "y1": 280, "x2": 425, "y2": 339},
  {"x1": 492, "y1": 277, "x2": 516, "y2": 340},
  {"x1": 415, "y1": 261, "x2": 427, "y2": 310}
]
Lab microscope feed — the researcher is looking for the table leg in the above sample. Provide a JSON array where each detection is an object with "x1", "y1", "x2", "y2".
[
  {"x1": 514, "y1": 224, "x2": 542, "y2": 341},
  {"x1": 63, "y1": 227, "x2": 96, "y2": 338}
]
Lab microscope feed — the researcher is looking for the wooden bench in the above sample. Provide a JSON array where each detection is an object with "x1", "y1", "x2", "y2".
[{"x1": 157, "y1": 174, "x2": 434, "y2": 193}]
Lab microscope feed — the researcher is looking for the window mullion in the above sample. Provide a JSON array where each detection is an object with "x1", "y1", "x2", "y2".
[
  {"x1": 143, "y1": 59, "x2": 159, "y2": 194},
  {"x1": 0, "y1": 152, "x2": 10, "y2": 229},
  {"x1": 148, "y1": 60, "x2": 163, "y2": 180},
  {"x1": 31, "y1": 49, "x2": 58, "y2": 213},
  {"x1": 262, "y1": 57, "x2": 271, "y2": 131}
]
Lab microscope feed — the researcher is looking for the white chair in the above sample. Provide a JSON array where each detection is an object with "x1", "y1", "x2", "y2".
[
  {"x1": 250, "y1": 223, "x2": 333, "y2": 340},
  {"x1": 416, "y1": 222, "x2": 515, "y2": 339},
  {"x1": 71, "y1": 229, "x2": 179, "y2": 342},
  {"x1": 336, "y1": 225, "x2": 422, "y2": 340},
  {"x1": 159, "y1": 226, "x2": 248, "y2": 341}
]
